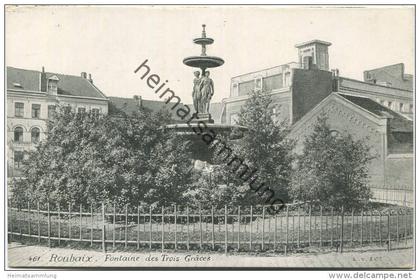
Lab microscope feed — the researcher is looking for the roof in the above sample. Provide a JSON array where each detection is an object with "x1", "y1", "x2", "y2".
[
  {"x1": 7, "y1": 66, "x2": 107, "y2": 99},
  {"x1": 339, "y1": 94, "x2": 413, "y2": 133},
  {"x1": 295, "y1": 39, "x2": 332, "y2": 48},
  {"x1": 108, "y1": 96, "x2": 186, "y2": 122}
]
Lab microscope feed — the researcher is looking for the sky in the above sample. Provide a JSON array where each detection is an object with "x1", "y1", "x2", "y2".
[{"x1": 6, "y1": 5, "x2": 414, "y2": 104}]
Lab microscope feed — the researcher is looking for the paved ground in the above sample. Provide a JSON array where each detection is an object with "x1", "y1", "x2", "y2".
[{"x1": 7, "y1": 242, "x2": 414, "y2": 269}]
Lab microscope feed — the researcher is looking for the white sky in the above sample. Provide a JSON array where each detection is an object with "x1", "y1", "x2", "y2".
[{"x1": 6, "y1": 5, "x2": 414, "y2": 104}]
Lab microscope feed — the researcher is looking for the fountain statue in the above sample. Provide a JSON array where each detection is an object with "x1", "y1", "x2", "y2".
[{"x1": 184, "y1": 24, "x2": 224, "y2": 123}]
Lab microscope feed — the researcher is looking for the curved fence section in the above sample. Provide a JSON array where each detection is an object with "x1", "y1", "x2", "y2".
[{"x1": 7, "y1": 202, "x2": 414, "y2": 254}]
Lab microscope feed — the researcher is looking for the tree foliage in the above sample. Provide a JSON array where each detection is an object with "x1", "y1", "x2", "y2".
[
  {"x1": 290, "y1": 115, "x2": 374, "y2": 208},
  {"x1": 11, "y1": 106, "x2": 193, "y2": 208},
  {"x1": 200, "y1": 90, "x2": 295, "y2": 206}
]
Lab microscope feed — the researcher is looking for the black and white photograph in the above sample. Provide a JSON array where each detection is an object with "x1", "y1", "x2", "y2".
[{"x1": 2, "y1": 3, "x2": 416, "y2": 276}]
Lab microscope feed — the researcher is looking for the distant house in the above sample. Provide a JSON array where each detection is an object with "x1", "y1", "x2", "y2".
[{"x1": 7, "y1": 66, "x2": 108, "y2": 177}]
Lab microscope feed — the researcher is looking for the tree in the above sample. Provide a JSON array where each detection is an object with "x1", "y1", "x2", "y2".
[
  {"x1": 290, "y1": 115, "x2": 374, "y2": 209},
  {"x1": 205, "y1": 90, "x2": 295, "y2": 207},
  {"x1": 11, "y1": 106, "x2": 193, "y2": 208}
]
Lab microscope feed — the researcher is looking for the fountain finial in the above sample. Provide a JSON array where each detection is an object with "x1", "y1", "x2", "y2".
[{"x1": 202, "y1": 24, "x2": 206, "y2": 38}]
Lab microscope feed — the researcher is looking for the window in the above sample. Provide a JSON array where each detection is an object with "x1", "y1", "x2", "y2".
[
  {"x1": 409, "y1": 104, "x2": 413, "y2": 113},
  {"x1": 284, "y1": 72, "x2": 291, "y2": 87},
  {"x1": 91, "y1": 108, "x2": 100, "y2": 116},
  {"x1": 78, "y1": 107, "x2": 86, "y2": 114},
  {"x1": 231, "y1": 83, "x2": 239, "y2": 97},
  {"x1": 14, "y1": 127, "x2": 23, "y2": 143},
  {"x1": 15, "y1": 102, "x2": 24, "y2": 117},
  {"x1": 48, "y1": 105, "x2": 56, "y2": 118},
  {"x1": 254, "y1": 77, "x2": 263, "y2": 91},
  {"x1": 14, "y1": 151, "x2": 24, "y2": 168},
  {"x1": 399, "y1": 103, "x2": 404, "y2": 112},
  {"x1": 387, "y1": 101, "x2": 392, "y2": 108},
  {"x1": 31, "y1": 127, "x2": 40, "y2": 143},
  {"x1": 32, "y1": 104, "x2": 41, "y2": 118}
]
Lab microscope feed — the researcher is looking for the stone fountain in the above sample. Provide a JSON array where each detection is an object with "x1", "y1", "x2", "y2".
[{"x1": 166, "y1": 24, "x2": 246, "y2": 162}]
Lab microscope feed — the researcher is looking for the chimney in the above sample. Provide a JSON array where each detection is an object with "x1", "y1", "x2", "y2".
[
  {"x1": 40, "y1": 66, "x2": 47, "y2": 92},
  {"x1": 81, "y1": 72, "x2": 87, "y2": 79},
  {"x1": 134, "y1": 95, "x2": 142, "y2": 107},
  {"x1": 332, "y1": 68, "x2": 340, "y2": 92},
  {"x1": 88, "y1": 73, "x2": 93, "y2": 83}
]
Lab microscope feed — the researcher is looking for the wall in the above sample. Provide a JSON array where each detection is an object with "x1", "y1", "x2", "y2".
[
  {"x1": 364, "y1": 63, "x2": 413, "y2": 91},
  {"x1": 290, "y1": 96, "x2": 387, "y2": 188},
  {"x1": 291, "y1": 68, "x2": 333, "y2": 123},
  {"x1": 384, "y1": 154, "x2": 413, "y2": 188}
]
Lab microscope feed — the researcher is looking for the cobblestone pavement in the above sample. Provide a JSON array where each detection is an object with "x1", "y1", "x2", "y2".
[{"x1": 7, "y1": 242, "x2": 413, "y2": 269}]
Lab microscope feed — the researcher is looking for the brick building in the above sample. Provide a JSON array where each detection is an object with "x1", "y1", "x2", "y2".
[{"x1": 219, "y1": 39, "x2": 413, "y2": 205}]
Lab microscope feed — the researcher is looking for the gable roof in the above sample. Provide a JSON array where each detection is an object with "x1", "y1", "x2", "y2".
[
  {"x1": 339, "y1": 94, "x2": 413, "y2": 133},
  {"x1": 7, "y1": 66, "x2": 107, "y2": 99},
  {"x1": 291, "y1": 92, "x2": 413, "y2": 136}
]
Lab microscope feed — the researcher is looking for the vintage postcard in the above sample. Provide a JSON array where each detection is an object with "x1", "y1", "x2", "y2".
[{"x1": 3, "y1": 3, "x2": 415, "y2": 274}]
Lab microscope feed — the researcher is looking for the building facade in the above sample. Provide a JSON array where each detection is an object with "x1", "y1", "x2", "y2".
[
  {"x1": 219, "y1": 39, "x2": 414, "y2": 204},
  {"x1": 7, "y1": 66, "x2": 109, "y2": 177},
  {"x1": 220, "y1": 40, "x2": 413, "y2": 125}
]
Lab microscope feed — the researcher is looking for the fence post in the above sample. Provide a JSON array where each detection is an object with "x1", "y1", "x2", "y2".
[
  {"x1": 28, "y1": 201, "x2": 31, "y2": 238},
  {"x1": 90, "y1": 205, "x2": 93, "y2": 247},
  {"x1": 261, "y1": 206, "x2": 265, "y2": 251},
  {"x1": 309, "y1": 205, "x2": 312, "y2": 246},
  {"x1": 285, "y1": 205, "x2": 289, "y2": 254},
  {"x1": 237, "y1": 206, "x2": 241, "y2": 251},
  {"x1": 57, "y1": 203, "x2": 61, "y2": 246},
  {"x1": 174, "y1": 205, "x2": 178, "y2": 251},
  {"x1": 161, "y1": 206, "x2": 164, "y2": 252},
  {"x1": 137, "y1": 205, "x2": 140, "y2": 250},
  {"x1": 125, "y1": 205, "x2": 128, "y2": 249},
  {"x1": 396, "y1": 209, "x2": 400, "y2": 244},
  {"x1": 361, "y1": 209, "x2": 364, "y2": 246},
  {"x1": 297, "y1": 206, "x2": 300, "y2": 248},
  {"x1": 199, "y1": 204, "x2": 203, "y2": 250},
  {"x1": 224, "y1": 205, "x2": 228, "y2": 254},
  {"x1": 47, "y1": 202, "x2": 51, "y2": 248},
  {"x1": 211, "y1": 206, "x2": 215, "y2": 250},
  {"x1": 149, "y1": 206, "x2": 152, "y2": 250},
  {"x1": 369, "y1": 210, "x2": 373, "y2": 244},
  {"x1": 249, "y1": 205, "x2": 253, "y2": 251},
  {"x1": 330, "y1": 207, "x2": 333, "y2": 247},
  {"x1": 404, "y1": 209, "x2": 407, "y2": 246},
  {"x1": 102, "y1": 203, "x2": 106, "y2": 253},
  {"x1": 113, "y1": 203, "x2": 116, "y2": 250},
  {"x1": 274, "y1": 210, "x2": 278, "y2": 251},
  {"x1": 379, "y1": 211, "x2": 382, "y2": 246},
  {"x1": 18, "y1": 205, "x2": 22, "y2": 239},
  {"x1": 68, "y1": 203, "x2": 72, "y2": 240},
  {"x1": 79, "y1": 205, "x2": 83, "y2": 241},
  {"x1": 387, "y1": 209, "x2": 391, "y2": 251},
  {"x1": 340, "y1": 206, "x2": 344, "y2": 253},
  {"x1": 37, "y1": 201, "x2": 40, "y2": 243},
  {"x1": 319, "y1": 206, "x2": 323, "y2": 247},
  {"x1": 350, "y1": 209, "x2": 354, "y2": 247},
  {"x1": 185, "y1": 206, "x2": 190, "y2": 250}
]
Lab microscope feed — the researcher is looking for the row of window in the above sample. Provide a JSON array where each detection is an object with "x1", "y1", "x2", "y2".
[
  {"x1": 378, "y1": 99, "x2": 413, "y2": 113},
  {"x1": 14, "y1": 103, "x2": 101, "y2": 118},
  {"x1": 13, "y1": 127, "x2": 40, "y2": 144},
  {"x1": 231, "y1": 73, "x2": 291, "y2": 97}
]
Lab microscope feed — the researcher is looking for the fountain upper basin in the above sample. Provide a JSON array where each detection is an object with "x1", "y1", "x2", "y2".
[{"x1": 183, "y1": 56, "x2": 225, "y2": 69}]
